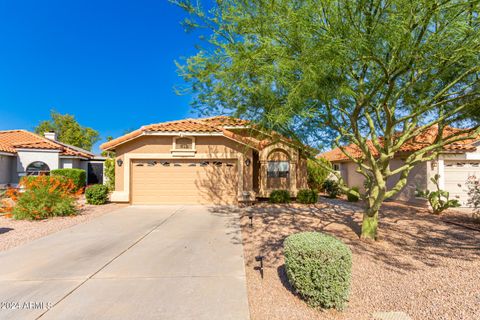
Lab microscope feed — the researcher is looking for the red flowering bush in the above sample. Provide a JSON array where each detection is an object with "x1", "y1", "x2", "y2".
[{"x1": 13, "y1": 176, "x2": 78, "y2": 220}]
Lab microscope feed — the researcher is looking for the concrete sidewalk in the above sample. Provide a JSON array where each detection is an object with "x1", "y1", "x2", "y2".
[{"x1": 0, "y1": 205, "x2": 249, "y2": 320}]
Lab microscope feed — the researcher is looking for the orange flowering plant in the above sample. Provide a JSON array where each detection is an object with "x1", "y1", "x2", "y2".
[{"x1": 13, "y1": 176, "x2": 78, "y2": 220}]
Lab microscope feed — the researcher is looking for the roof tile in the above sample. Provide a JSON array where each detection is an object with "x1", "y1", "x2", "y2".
[
  {"x1": 320, "y1": 126, "x2": 478, "y2": 162},
  {"x1": 0, "y1": 130, "x2": 93, "y2": 158}
]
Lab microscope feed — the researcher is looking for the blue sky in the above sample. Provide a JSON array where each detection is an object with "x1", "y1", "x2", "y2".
[{"x1": 0, "y1": 0, "x2": 203, "y2": 153}]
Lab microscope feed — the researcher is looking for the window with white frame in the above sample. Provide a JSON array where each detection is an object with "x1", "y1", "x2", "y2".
[{"x1": 26, "y1": 161, "x2": 50, "y2": 176}]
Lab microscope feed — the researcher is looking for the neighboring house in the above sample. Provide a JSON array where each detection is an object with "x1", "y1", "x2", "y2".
[
  {"x1": 100, "y1": 116, "x2": 309, "y2": 205},
  {"x1": 0, "y1": 130, "x2": 105, "y2": 187},
  {"x1": 320, "y1": 126, "x2": 480, "y2": 207}
]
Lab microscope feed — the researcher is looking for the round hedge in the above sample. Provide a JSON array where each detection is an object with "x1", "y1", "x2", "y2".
[
  {"x1": 296, "y1": 189, "x2": 318, "y2": 204},
  {"x1": 85, "y1": 184, "x2": 109, "y2": 205},
  {"x1": 284, "y1": 232, "x2": 352, "y2": 310}
]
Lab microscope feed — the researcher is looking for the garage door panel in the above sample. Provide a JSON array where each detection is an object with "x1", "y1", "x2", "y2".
[
  {"x1": 444, "y1": 161, "x2": 480, "y2": 207},
  {"x1": 131, "y1": 159, "x2": 238, "y2": 205}
]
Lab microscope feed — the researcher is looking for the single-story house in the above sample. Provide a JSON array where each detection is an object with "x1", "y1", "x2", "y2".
[
  {"x1": 100, "y1": 116, "x2": 309, "y2": 205},
  {"x1": 320, "y1": 126, "x2": 480, "y2": 207},
  {"x1": 0, "y1": 130, "x2": 105, "y2": 187}
]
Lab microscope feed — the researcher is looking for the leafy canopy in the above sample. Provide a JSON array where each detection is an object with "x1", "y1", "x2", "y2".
[
  {"x1": 35, "y1": 111, "x2": 100, "y2": 151},
  {"x1": 174, "y1": 0, "x2": 480, "y2": 239}
]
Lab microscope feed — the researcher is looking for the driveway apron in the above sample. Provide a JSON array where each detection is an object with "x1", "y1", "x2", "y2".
[{"x1": 0, "y1": 205, "x2": 249, "y2": 320}]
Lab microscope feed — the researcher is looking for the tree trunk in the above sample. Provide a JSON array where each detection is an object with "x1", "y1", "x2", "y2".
[{"x1": 360, "y1": 209, "x2": 378, "y2": 240}]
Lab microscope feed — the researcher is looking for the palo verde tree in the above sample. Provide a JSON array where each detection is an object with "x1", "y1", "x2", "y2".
[{"x1": 173, "y1": 0, "x2": 480, "y2": 240}]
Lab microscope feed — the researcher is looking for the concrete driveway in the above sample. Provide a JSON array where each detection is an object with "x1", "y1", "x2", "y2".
[{"x1": 0, "y1": 206, "x2": 249, "y2": 320}]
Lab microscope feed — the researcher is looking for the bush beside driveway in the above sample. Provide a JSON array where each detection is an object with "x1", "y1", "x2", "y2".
[{"x1": 241, "y1": 200, "x2": 480, "y2": 320}]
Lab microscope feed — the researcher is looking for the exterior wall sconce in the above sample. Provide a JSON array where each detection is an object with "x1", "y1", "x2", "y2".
[
  {"x1": 431, "y1": 160, "x2": 438, "y2": 170},
  {"x1": 245, "y1": 158, "x2": 251, "y2": 166},
  {"x1": 117, "y1": 159, "x2": 123, "y2": 167}
]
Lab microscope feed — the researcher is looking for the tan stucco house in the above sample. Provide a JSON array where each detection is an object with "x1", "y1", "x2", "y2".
[
  {"x1": 320, "y1": 126, "x2": 480, "y2": 207},
  {"x1": 100, "y1": 116, "x2": 309, "y2": 205}
]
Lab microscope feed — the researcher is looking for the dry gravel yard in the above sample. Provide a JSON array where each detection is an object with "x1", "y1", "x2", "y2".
[
  {"x1": 241, "y1": 199, "x2": 480, "y2": 320},
  {"x1": 0, "y1": 202, "x2": 126, "y2": 252}
]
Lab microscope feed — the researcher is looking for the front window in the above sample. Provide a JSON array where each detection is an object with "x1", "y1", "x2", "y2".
[
  {"x1": 175, "y1": 137, "x2": 193, "y2": 150},
  {"x1": 267, "y1": 161, "x2": 289, "y2": 178},
  {"x1": 26, "y1": 161, "x2": 50, "y2": 176}
]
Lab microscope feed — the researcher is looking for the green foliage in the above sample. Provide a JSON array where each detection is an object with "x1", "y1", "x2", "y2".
[
  {"x1": 284, "y1": 232, "x2": 352, "y2": 310},
  {"x1": 13, "y1": 176, "x2": 77, "y2": 220},
  {"x1": 296, "y1": 189, "x2": 318, "y2": 204},
  {"x1": 35, "y1": 111, "x2": 100, "y2": 151},
  {"x1": 174, "y1": 0, "x2": 480, "y2": 240},
  {"x1": 347, "y1": 186, "x2": 360, "y2": 202},
  {"x1": 416, "y1": 174, "x2": 460, "y2": 214},
  {"x1": 85, "y1": 184, "x2": 109, "y2": 205},
  {"x1": 51, "y1": 168, "x2": 86, "y2": 191},
  {"x1": 269, "y1": 190, "x2": 291, "y2": 203},
  {"x1": 307, "y1": 158, "x2": 332, "y2": 191},
  {"x1": 104, "y1": 158, "x2": 115, "y2": 191},
  {"x1": 323, "y1": 180, "x2": 341, "y2": 199}
]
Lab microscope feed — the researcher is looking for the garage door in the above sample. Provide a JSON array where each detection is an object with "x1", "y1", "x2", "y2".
[
  {"x1": 444, "y1": 161, "x2": 480, "y2": 207},
  {"x1": 131, "y1": 159, "x2": 238, "y2": 205}
]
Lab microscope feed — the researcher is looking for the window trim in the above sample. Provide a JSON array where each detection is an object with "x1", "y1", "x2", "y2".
[
  {"x1": 171, "y1": 136, "x2": 196, "y2": 157},
  {"x1": 26, "y1": 161, "x2": 50, "y2": 176},
  {"x1": 172, "y1": 136, "x2": 195, "y2": 151},
  {"x1": 267, "y1": 160, "x2": 290, "y2": 178}
]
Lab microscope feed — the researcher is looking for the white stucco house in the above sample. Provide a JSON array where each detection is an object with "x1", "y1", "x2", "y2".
[
  {"x1": 0, "y1": 130, "x2": 105, "y2": 187},
  {"x1": 320, "y1": 126, "x2": 480, "y2": 207}
]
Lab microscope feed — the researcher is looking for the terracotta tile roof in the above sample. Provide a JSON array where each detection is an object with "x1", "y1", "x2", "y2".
[
  {"x1": 144, "y1": 119, "x2": 223, "y2": 133},
  {"x1": 101, "y1": 116, "x2": 250, "y2": 150},
  {"x1": 0, "y1": 130, "x2": 93, "y2": 158},
  {"x1": 199, "y1": 116, "x2": 250, "y2": 127},
  {"x1": 320, "y1": 126, "x2": 479, "y2": 162}
]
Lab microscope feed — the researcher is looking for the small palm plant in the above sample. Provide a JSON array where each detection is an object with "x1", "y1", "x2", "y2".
[{"x1": 416, "y1": 174, "x2": 461, "y2": 215}]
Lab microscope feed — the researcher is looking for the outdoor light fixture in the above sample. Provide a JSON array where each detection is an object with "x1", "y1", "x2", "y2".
[
  {"x1": 431, "y1": 160, "x2": 438, "y2": 170},
  {"x1": 117, "y1": 159, "x2": 123, "y2": 167},
  {"x1": 255, "y1": 255, "x2": 264, "y2": 279},
  {"x1": 245, "y1": 158, "x2": 251, "y2": 166},
  {"x1": 248, "y1": 213, "x2": 253, "y2": 227}
]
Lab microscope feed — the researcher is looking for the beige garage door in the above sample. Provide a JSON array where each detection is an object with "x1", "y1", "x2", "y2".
[
  {"x1": 444, "y1": 160, "x2": 480, "y2": 207},
  {"x1": 131, "y1": 159, "x2": 238, "y2": 205}
]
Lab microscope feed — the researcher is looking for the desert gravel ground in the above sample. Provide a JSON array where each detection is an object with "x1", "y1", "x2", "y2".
[
  {"x1": 0, "y1": 202, "x2": 126, "y2": 252},
  {"x1": 241, "y1": 199, "x2": 480, "y2": 320}
]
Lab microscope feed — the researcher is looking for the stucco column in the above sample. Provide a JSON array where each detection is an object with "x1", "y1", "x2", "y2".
[
  {"x1": 289, "y1": 161, "x2": 297, "y2": 196},
  {"x1": 437, "y1": 159, "x2": 445, "y2": 189},
  {"x1": 259, "y1": 160, "x2": 267, "y2": 197}
]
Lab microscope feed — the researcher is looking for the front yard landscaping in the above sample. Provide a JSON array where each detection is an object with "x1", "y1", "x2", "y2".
[
  {"x1": 0, "y1": 199, "x2": 125, "y2": 252},
  {"x1": 241, "y1": 199, "x2": 480, "y2": 320}
]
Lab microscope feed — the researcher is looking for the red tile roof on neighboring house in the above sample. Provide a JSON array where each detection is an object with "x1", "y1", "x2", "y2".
[
  {"x1": 0, "y1": 130, "x2": 93, "y2": 158},
  {"x1": 320, "y1": 126, "x2": 479, "y2": 162}
]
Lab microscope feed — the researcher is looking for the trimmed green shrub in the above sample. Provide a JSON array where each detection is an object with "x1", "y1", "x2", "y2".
[
  {"x1": 284, "y1": 232, "x2": 352, "y2": 310},
  {"x1": 51, "y1": 168, "x2": 86, "y2": 191},
  {"x1": 85, "y1": 184, "x2": 109, "y2": 205},
  {"x1": 347, "y1": 186, "x2": 360, "y2": 202},
  {"x1": 307, "y1": 158, "x2": 332, "y2": 191},
  {"x1": 323, "y1": 179, "x2": 341, "y2": 198},
  {"x1": 13, "y1": 176, "x2": 77, "y2": 220},
  {"x1": 269, "y1": 190, "x2": 291, "y2": 203},
  {"x1": 297, "y1": 189, "x2": 318, "y2": 204}
]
